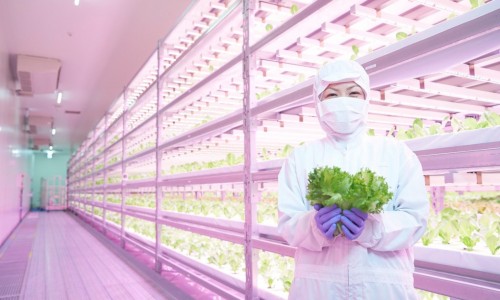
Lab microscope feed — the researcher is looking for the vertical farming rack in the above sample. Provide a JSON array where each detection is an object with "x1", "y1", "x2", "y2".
[
  {"x1": 41, "y1": 176, "x2": 67, "y2": 211},
  {"x1": 67, "y1": 1, "x2": 500, "y2": 299}
]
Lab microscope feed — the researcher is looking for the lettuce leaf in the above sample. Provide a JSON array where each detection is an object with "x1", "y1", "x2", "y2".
[
  {"x1": 306, "y1": 166, "x2": 352, "y2": 207},
  {"x1": 306, "y1": 166, "x2": 393, "y2": 213},
  {"x1": 345, "y1": 168, "x2": 393, "y2": 213}
]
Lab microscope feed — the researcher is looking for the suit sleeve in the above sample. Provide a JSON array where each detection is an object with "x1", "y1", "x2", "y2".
[
  {"x1": 277, "y1": 151, "x2": 332, "y2": 251},
  {"x1": 355, "y1": 145, "x2": 429, "y2": 251}
]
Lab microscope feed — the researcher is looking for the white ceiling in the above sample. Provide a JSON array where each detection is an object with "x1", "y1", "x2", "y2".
[{"x1": 0, "y1": 0, "x2": 194, "y2": 153}]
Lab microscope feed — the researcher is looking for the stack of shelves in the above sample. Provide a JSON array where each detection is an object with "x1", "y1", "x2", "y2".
[
  {"x1": 41, "y1": 176, "x2": 67, "y2": 211},
  {"x1": 67, "y1": 1, "x2": 500, "y2": 299}
]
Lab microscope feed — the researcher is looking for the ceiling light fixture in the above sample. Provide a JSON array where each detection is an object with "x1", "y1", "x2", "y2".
[
  {"x1": 51, "y1": 119, "x2": 56, "y2": 135},
  {"x1": 57, "y1": 92, "x2": 62, "y2": 104},
  {"x1": 74, "y1": 0, "x2": 80, "y2": 6}
]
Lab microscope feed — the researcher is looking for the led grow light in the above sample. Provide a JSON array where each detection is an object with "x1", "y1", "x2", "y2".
[
  {"x1": 410, "y1": 0, "x2": 469, "y2": 14},
  {"x1": 381, "y1": 92, "x2": 485, "y2": 114},
  {"x1": 369, "y1": 103, "x2": 447, "y2": 120},
  {"x1": 441, "y1": 64, "x2": 500, "y2": 85},
  {"x1": 397, "y1": 80, "x2": 500, "y2": 105},
  {"x1": 321, "y1": 23, "x2": 393, "y2": 45},
  {"x1": 351, "y1": 4, "x2": 431, "y2": 32}
]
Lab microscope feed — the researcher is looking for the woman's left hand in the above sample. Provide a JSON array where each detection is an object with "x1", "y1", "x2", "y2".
[{"x1": 340, "y1": 208, "x2": 368, "y2": 240}]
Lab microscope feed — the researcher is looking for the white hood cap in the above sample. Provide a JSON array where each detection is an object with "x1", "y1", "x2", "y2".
[{"x1": 313, "y1": 59, "x2": 370, "y2": 100}]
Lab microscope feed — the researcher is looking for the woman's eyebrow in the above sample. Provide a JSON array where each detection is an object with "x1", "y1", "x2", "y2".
[
  {"x1": 324, "y1": 85, "x2": 361, "y2": 92},
  {"x1": 323, "y1": 87, "x2": 340, "y2": 92}
]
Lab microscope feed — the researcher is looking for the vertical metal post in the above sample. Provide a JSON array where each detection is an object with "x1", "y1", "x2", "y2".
[
  {"x1": 431, "y1": 186, "x2": 445, "y2": 214},
  {"x1": 155, "y1": 40, "x2": 163, "y2": 273},
  {"x1": 243, "y1": 0, "x2": 258, "y2": 298},
  {"x1": 121, "y1": 90, "x2": 128, "y2": 248},
  {"x1": 66, "y1": 163, "x2": 70, "y2": 213},
  {"x1": 83, "y1": 150, "x2": 86, "y2": 214},
  {"x1": 82, "y1": 152, "x2": 85, "y2": 213},
  {"x1": 103, "y1": 113, "x2": 109, "y2": 232},
  {"x1": 91, "y1": 129, "x2": 96, "y2": 223},
  {"x1": 18, "y1": 173, "x2": 24, "y2": 222}
]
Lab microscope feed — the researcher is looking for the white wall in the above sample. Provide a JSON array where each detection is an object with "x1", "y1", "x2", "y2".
[{"x1": 0, "y1": 28, "x2": 33, "y2": 246}]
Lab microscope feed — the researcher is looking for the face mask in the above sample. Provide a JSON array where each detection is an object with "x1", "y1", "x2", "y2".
[{"x1": 318, "y1": 97, "x2": 368, "y2": 135}]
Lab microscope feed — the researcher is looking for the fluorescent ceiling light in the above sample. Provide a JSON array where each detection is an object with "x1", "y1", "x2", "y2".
[
  {"x1": 52, "y1": 128, "x2": 56, "y2": 135},
  {"x1": 57, "y1": 92, "x2": 62, "y2": 104},
  {"x1": 74, "y1": 0, "x2": 80, "y2": 6}
]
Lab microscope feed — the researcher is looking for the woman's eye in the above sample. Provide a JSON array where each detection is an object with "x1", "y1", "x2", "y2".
[
  {"x1": 325, "y1": 93, "x2": 338, "y2": 98},
  {"x1": 350, "y1": 91, "x2": 361, "y2": 96}
]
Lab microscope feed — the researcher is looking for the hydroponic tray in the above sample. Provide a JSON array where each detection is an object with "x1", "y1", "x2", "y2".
[
  {"x1": 405, "y1": 126, "x2": 500, "y2": 173},
  {"x1": 414, "y1": 245, "x2": 500, "y2": 300}
]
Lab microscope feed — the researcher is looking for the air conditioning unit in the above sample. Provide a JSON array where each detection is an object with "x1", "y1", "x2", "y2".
[
  {"x1": 16, "y1": 55, "x2": 62, "y2": 95},
  {"x1": 28, "y1": 115, "x2": 53, "y2": 127},
  {"x1": 24, "y1": 124, "x2": 37, "y2": 134},
  {"x1": 31, "y1": 137, "x2": 51, "y2": 149}
]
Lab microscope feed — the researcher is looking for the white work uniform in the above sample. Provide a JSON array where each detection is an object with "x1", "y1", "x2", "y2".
[{"x1": 278, "y1": 134, "x2": 429, "y2": 299}]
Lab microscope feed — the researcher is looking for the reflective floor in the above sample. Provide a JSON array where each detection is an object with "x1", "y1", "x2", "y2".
[{"x1": 0, "y1": 212, "x2": 186, "y2": 300}]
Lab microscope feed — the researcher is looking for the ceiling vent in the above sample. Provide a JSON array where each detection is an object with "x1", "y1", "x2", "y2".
[
  {"x1": 16, "y1": 55, "x2": 62, "y2": 95},
  {"x1": 28, "y1": 115, "x2": 53, "y2": 127},
  {"x1": 65, "y1": 110, "x2": 81, "y2": 115},
  {"x1": 31, "y1": 137, "x2": 51, "y2": 149},
  {"x1": 22, "y1": 114, "x2": 52, "y2": 135},
  {"x1": 24, "y1": 125, "x2": 37, "y2": 134}
]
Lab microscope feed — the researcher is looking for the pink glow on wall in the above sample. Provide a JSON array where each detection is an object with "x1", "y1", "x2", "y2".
[{"x1": 0, "y1": 35, "x2": 32, "y2": 246}]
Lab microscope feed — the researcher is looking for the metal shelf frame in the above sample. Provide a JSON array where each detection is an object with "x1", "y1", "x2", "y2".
[{"x1": 67, "y1": 1, "x2": 500, "y2": 299}]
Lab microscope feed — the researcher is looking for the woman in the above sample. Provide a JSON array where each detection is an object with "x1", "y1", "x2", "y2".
[{"x1": 278, "y1": 59, "x2": 429, "y2": 299}]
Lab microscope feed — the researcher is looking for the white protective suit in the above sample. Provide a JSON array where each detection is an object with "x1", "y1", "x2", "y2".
[{"x1": 278, "y1": 60, "x2": 429, "y2": 299}]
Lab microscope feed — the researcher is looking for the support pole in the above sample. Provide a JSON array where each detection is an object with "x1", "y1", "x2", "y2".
[
  {"x1": 103, "y1": 113, "x2": 109, "y2": 232},
  {"x1": 121, "y1": 89, "x2": 128, "y2": 248},
  {"x1": 155, "y1": 40, "x2": 163, "y2": 273},
  {"x1": 243, "y1": 0, "x2": 258, "y2": 298}
]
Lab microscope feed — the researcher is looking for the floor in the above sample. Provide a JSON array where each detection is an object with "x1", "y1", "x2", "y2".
[{"x1": 0, "y1": 211, "x2": 189, "y2": 300}]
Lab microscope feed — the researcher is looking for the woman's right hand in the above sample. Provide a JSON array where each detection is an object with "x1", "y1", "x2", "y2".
[{"x1": 314, "y1": 204, "x2": 342, "y2": 239}]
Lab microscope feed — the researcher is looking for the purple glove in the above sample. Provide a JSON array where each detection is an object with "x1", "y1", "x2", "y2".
[
  {"x1": 340, "y1": 208, "x2": 368, "y2": 240},
  {"x1": 314, "y1": 204, "x2": 342, "y2": 239}
]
